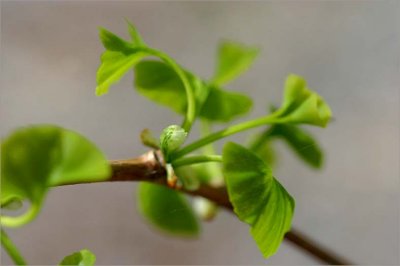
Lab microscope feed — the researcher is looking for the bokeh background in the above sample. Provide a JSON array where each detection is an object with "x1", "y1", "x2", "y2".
[{"x1": 1, "y1": 1, "x2": 399, "y2": 265}]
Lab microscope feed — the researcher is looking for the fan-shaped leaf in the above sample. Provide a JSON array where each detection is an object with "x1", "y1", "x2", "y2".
[
  {"x1": 200, "y1": 86, "x2": 252, "y2": 122},
  {"x1": 272, "y1": 74, "x2": 332, "y2": 127},
  {"x1": 213, "y1": 41, "x2": 259, "y2": 86},
  {"x1": 96, "y1": 51, "x2": 147, "y2": 96},
  {"x1": 134, "y1": 60, "x2": 210, "y2": 114},
  {"x1": 135, "y1": 60, "x2": 252, "y2": 122},
  {"x1": 222, "y1": 142, "x2": 294, "y2": 258},
  {"x1": 1, "y1": 125, "x2": 110, "y2": 227},
  {"x1": 270, "y1": 124, "x2": 323, "y2": 168},
  {"x1": 137, "y1": 183, "x2": 200, "y2": 237},
  {"x1": 99, "y1": 28, "x2": 135, "y2": 54}
]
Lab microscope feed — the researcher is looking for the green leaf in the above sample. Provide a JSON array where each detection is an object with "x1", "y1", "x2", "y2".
[
  {"x1": 59, "y1": 249, "x2": 96, "y2": 266},
  {"x1": 135, "y1": 60, "x2": 252, "y2": 122},
  {"x1": 272, "y1": 74, "x2": 332, "y2": 127},
  {"x1": 99, "y1": 28, "x2": 135, "y2": 54},
  {"x1": 137, "y1": 183, "x2": 200, "y2": 237},
  {"x1": 1, "y1": 125, "x2": 110, "y2": 227},
  {"x1": 135, "y1": 60, "x2": 188, "y2": 113},
  {"x1": 247, "y1": 131, "x2": 277, "y2": 167},
  {"x1": 270, "y1": 124, "x2": 323, "y2": 168},
  {"x1": 125, "y1": 19, "x2": 146, "y2": 46},
  {"x1": 212, "y1": 41, "x2": 259, "y2": 86},
  {"x1": 134, "y1": 60, "x2": 210, "y2": 115},
  {"x1": 96, "y1": 24, "x2": 149, "y2": 96},
  {"x1": 222, "y1": 142, "x2": 294, "y2": 258},
  {"x1": 96, "y1": 51, "x2": 147, "y2": 96},
  {"x1": 199, "y1": 86, "x2": 252, "y2": 122}
]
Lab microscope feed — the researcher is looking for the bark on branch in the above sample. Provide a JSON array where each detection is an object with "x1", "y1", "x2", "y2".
[{"x1": 70, "y1": 150, "x2": 352, "y2": 265}]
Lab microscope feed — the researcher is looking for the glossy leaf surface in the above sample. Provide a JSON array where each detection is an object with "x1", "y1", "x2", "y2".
[
  {"x1": 222, "y1": 142, "x2": 294, "y2": 258},
  {"x1": 137, "y1": 183, "x2": 200, "y2": 237}
]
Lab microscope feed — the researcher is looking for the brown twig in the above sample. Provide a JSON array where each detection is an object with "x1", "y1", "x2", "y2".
[{"x1": 66, "y1": 150, "x2": 352, "y2": 265}]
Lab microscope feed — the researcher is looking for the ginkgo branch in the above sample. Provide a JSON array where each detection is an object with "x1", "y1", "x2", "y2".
[{"x1": 60, "y1": 150, "x2": 352, "y2": 265}]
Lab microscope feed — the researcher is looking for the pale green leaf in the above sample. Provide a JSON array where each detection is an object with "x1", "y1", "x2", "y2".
[
  {"x1": 96, "y1": 51, "x2": 146, "y2": 96},
  {"x1": 247, "y1": 131, "x2": 277, "y2": 167},
  {"x1": 59, "y1": 249, "x2": 96, "y2": 266},
  {"x1": 222, "y1": 142, "x2": 294, "y2": 258},
  {"x1": 213, "y1": 41, "x2": 259, "y2": 86},
  {"x1": 272, "y1": 74, "x2": 332, "y2": 127},
  {"x1": 199, "y1": 86, "x2": 253, "y2": 122},
  {"x1": 135, "y1": 60, "x2": 189, "y2": 113},
  {"x1": 135, "y1": 60, "x2": 252, "y2": 122},
  {"x1": 125, "y1": 20, "x2": 146, "y2": 46},
  {"x1": 1, "y1": 125, "x2": 110, "y2": 227},
  {"x1": 99, "y1": 28, "x2": 135, "y2": 54},
  {"x1": 137, "y1": 183, "x2": 200, "y2": 237},
  {"x1": 134, "y1": 60, "x2": 210, "y2": 115}
]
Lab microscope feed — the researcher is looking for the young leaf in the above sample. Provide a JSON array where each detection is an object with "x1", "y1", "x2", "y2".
[
  {"x1": 222, "y1": 142, "x2": 294, "y2": 258},
  {"x1": 247, "y1": 132, "x2": 277, "y2": 167},
  {"x1": 160, "y1": 125, "x2": 187, "y2": 161},
  {"x1": 1, "y1": 125, "x2": 110, "y2": 227},
  {"x1": 135, "y1": 60, "x2": 252, "y2": 122},
  {"x1": 199, "y1": 85, "x2": 252, "y2": 122},
  {"x1": 137, "y1": 183, "x2": 200, "y2": 237},
  {"x1": 99, "y1": 28, "x2": 135, "y2": 54},
  {"x1": 272, "y1": 74, "x2": 332, "y2": 127},
  {"x1": 125, "y1": 19, "x2": 146, "y2": 46},
  {"x1": 140, "y1": 129, "x2": 160, "y2": 149},
  {"x1": 59, "y1": 249, "x2": 96, "y2": 266},
  {"x1": 96, "y1": 51, "x2": 147, "y2": 96},
  {"x1": 270, "y1": 124, "x2": 323, "y2": 168},
  {"x1": 212, "y1": 41, "x2": 260, "y2": 86},
  {"x1": 134, "y1": 60, "x2": 210, "y2": 115},
  {"x1": 135, "y1": 60, "x2": 193, "y2": 114}
]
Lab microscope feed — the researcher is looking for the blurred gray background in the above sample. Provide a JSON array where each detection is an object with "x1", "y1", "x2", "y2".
[{"x1": 1, "y1": 1, "x2": 399, "y2": 265}]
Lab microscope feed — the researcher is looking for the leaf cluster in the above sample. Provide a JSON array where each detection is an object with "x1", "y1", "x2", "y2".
[
  {"x1": 0, "y1": 21, "x2": 333, "y2": 264},
  {"x1": 93, "y1": 21, "x2": 331, "y2": 258}
]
